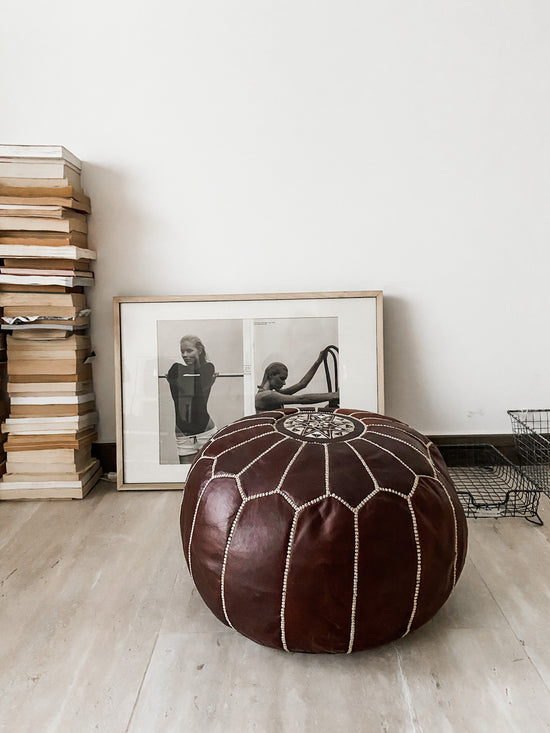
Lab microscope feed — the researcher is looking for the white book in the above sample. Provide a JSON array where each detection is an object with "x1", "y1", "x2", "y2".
[
  {"x1": 0, "y1": 480, "x2": 89, "y2": 489},
  {"x1": 0, "y1": 268, "x2": 93, "y2": 277},
  {"x1": 0, "y1": 462, "x2": 102, "y2": 490},
  {"x1": 4, "y1": 414, "x2": 97, "y2": 423},
  {"x1": 3, "y1": 458, "x2": 99, "y2": 481},
  {"x1": 0, "y1": 245, "x2": 95, "y2": 260},
  {"x1": 0, "y1": 274, "x2": 93, "y2": 287},
  {"x1": 0, "y1": 145, "x2": 82, "y2": 170},
  {"x1": 0, "y1": 321, "x2": 88, "y2": 332},
  {"x1": 0, "y1": 162, "x2": 80, "y2": 187},
  {"x1": 2, "y1": 412, "x2": 98, "y2": 434},
  {"x1": 2, "y1": 428, "x2": 90, "y2": 435},
  {"x1": 3, "y1": 412, "x2": 98, "y2": 425},
  {"x1": 0, "y1": 204, "x2": 59, "y2": 211},
  {"x1": 2, "y1": 311, "x2": 91, "y2": 324},
  {"x1": 10, "y1": 393, "x2": 95, "y2": 406}
]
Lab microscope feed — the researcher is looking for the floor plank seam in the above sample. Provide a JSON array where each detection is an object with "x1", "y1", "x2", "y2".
[
  {"x1": 124, "y1": 625, "x2": 163, "y2": 731},
  {"x1": 394, "y1": 644, "x2": 423, "y2": 732},
  {"x1": 124, "y1": 569, "x2": 180, "y2": 732}
]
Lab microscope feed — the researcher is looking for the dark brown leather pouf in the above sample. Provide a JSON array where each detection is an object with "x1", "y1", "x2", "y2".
[{"x1": 180, "y1": 408, "x2": 468, "y2": 653}]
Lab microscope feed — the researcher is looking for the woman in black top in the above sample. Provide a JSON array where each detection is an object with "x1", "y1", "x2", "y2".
[{"x1": 166, "y1": 335, "x2": 217, "y2": 464}]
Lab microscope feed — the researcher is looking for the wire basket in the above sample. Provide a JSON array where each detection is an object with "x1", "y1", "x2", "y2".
[
  {"x1": 508, "y1": 409, "x2": 550, "y2": 495},
  {"x1": 438, "y1": 444, "x2": 542, "y2": 525}
]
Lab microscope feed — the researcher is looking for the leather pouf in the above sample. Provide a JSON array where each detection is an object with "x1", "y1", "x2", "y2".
[{"x1": 180, "y1": 408, "x2": 468, "y2": 653}]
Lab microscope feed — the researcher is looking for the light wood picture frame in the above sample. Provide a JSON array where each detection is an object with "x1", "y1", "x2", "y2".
[{"x1": 114, "y1": 291, "x2": 384, "y2": 490}]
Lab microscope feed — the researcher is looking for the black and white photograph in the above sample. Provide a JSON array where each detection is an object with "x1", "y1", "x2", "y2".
[
  {"x1": 157, "y1": 319, "x2": 244, "y2": 465},
  {"x1": 115, "y1": 293, "x2": 382, "y2": 489},
  {"x1": 253, "y1": 316, "x2": 340, "y2": 413}
]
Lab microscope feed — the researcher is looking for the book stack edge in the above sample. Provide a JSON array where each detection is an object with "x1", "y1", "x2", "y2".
[{"x1": 0, "y1": 145, "x2": 101, "y2": 499}]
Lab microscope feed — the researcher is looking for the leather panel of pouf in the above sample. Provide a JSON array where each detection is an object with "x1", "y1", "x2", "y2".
[{"x1": 180, "y1": 408, "x2": 468, "y2": 653}]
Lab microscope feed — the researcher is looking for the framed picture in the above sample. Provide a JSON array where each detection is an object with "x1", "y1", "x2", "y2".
[{"x1": 114, "y1": 291, "x2": 383, "y2": 490}]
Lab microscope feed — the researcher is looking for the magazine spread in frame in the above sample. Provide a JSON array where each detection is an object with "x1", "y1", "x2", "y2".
[{"x1": 114, "y1": 291, "x2": 383, "y2": 490}]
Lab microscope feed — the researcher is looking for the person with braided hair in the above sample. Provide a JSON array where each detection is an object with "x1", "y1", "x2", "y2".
[{"x1": 255, "y1": 347, "x2": 339, "y2": 413}]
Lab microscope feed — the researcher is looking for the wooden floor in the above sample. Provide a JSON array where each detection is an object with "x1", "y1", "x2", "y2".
[{"x1": 2, "y1": 480, "x2": 550, "y2": 733}]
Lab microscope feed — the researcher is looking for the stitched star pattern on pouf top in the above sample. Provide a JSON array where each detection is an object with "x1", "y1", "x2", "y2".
[{"x1": 276, "y1": 412, "x2": 360, "y2": 441}]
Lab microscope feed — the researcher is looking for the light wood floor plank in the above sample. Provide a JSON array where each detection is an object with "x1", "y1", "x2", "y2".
[
  {"x1": 0, "y1": 482, "x2": 183, "y2": 733},
  {"x1": 0, "y1": 499, "x2": 39, "y2": 555},
  {"x1": 397, "y1": 625, "x2": 550, "y2": 732},
  {"x1": 467, "y1": 494, "x2": 550, "y2": 690},
  {"x1": 126, "y1": 631, "x2": 415, "y2": 733},
  {"x1": 431, "y1": 556, "x2": 509, "y2": 631}
]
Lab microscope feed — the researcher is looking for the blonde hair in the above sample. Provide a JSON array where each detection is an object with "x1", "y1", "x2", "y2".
[{"x1": 180, "y1": 335, "x2": 207, "y2": 365}]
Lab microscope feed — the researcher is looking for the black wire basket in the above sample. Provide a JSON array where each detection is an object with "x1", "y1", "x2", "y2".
[
  {"x1": 508, "y1": 409, "x2": 550, "y2": 496},
  {"x1": 438, "y1": 444, "x2": 542, "y2": 525}
]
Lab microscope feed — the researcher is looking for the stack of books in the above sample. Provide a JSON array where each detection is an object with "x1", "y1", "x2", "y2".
[
  {"x1": 0, "y1": 145, "x2": 101, "y2": 499},
  {"x1": 0, "y1": 333, "x2": 7, "y2": 477}
]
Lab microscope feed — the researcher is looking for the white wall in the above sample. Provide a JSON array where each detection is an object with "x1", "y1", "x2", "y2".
[{"x1": 2, "y1": 0, "x2": 549, "y2": 440}]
